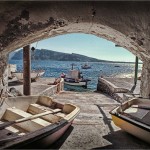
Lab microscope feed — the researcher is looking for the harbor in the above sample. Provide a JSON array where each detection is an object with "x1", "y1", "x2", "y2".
[{"x1": 6, "y1": 48, "x2": 149, "y2": 148}]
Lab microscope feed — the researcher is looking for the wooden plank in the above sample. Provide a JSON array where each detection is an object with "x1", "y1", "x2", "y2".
[
  {"x1": 0, "y1": 108, "x2": 61, "y2": 131},
  {"x1": 27, "y1": 103, "x2": 62, "y2": 123}
]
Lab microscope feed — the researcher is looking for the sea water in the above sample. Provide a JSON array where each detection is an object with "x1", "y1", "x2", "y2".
[{"x1": 9, "y1": 60, "x2": 142, "y2": 91}]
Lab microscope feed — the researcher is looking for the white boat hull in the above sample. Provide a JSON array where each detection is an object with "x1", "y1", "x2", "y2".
[
  {"x1": 64, "y1": 81, "x2": 87, "y2": 87},
  {"x1": 13, "y1": 71, "x2": 45, "y2": 82}
]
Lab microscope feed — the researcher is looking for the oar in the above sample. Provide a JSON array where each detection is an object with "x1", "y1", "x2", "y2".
[{"x1": 0, "y1": 108, "x2": 61, "y2": 130}]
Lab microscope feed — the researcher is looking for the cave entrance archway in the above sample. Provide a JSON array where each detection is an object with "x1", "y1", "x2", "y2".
[{"x1": 0, "y1": 1, "x2": 150, "y2": 98}]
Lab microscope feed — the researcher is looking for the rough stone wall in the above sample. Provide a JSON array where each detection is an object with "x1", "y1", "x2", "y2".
[
  {"x1": 0, "y1": 54, "x2": 8, "y2": 106},
  {"x1": 140, "y1": 62, "x2": 150, "y2": 98},
  {"x1": 39, "y1": 78, "x2": 64, "y2": 96},
  {"x1": 97, "y1": 78, "x2": 123, "y2": 103},
  {"x1": 0, "y1": 2, "x2": 150, "y2": 98}
]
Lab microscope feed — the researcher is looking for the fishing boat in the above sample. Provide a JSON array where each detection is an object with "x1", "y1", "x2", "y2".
[
  {"x1": 81, "y1": 63, "x2": 91, "y2": 69},
  {"x1": 110, "y1": 98, "x2": 150, "y2": 143},
  {"x1": 12, "y1": 70, "x2": 45, "y2": 82},
  {"x1": 61, "y1": 64, "x2": 91, "y2": 88},
  {"x1": 0, "y1": 95, "x2": 80, "y2": 149},
  {"x1": 64, "y1": 77, "x2": 91, "y2": 88}
]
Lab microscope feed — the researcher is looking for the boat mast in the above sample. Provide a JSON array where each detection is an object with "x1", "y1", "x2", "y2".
[{"x1": 71, "y1": 63, "x2": 74, "y2": 70}]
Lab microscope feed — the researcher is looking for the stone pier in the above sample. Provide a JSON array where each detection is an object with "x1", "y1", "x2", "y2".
[{"x1": 97, "y1": 77, "x2": 141, "y2": 102}]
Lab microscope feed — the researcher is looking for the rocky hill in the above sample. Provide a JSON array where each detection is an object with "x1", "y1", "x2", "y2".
[{"x1": 10, "y1": 49, "x2": 108, "y2": 62}]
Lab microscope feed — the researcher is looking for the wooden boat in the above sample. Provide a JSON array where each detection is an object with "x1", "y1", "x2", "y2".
[
  {"x1": 61, "y1": 69, "x2": 91, "y2": 88},
  {"x1": 61, "y1": 63, "x2": 91, "y2": 88},
  {"x1": 64, "y1": 77, "x2": 90, "y2": 88},
  {"x1": 12, "y1": 70, "x2": 45, "y2": 82},
  {"x1": 0, "y1": 95, "x2": 80, "y2": 149},
  {"x1": 110, "y1": 98, "x2": 150, "y2": 143}
]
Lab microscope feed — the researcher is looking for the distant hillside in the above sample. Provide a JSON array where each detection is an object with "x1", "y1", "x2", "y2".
[{"x1": 10, "y1": 49, "x2": 108, "y2": 62}]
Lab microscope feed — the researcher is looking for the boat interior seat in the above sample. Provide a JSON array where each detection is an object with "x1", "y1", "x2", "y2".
[
  {"x1": 124, "y1": 106, "x2": 150, "y2": 126},
  {"x1": 27, "y1": 103, "x2": 63, "y2": 123},
  {"x1": 2, "y1": 107, "x2": 51, "y2": 132},
  {"x1": 37, "y1": 96, "x2": 64, "y2": 109},
  {"x1": 124, "y1": 107, "x2": 149, "y2": 120},
  {"x1": 37, "y1": 96, "x2": 53, "y2": 107}
]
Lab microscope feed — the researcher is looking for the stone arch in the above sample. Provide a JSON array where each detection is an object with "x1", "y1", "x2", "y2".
[
  {"x1": 0, "y1": 1, "x2": 150, "y2": 98},
  {"x1": 5, "y1": 22, "x2": 146, "y2": 61}
]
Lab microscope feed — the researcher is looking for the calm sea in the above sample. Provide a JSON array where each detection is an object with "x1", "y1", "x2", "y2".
[{"x1": 9, "y1": 60, "x2": 142, "y2": 91}]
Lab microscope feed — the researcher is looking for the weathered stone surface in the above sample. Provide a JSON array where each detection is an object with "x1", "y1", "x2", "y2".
[
  {"x1": 97, "y1": 77, "x2": 127, "y2": 102},
  {"x1": 0, "y1": 2, "x2": 150, "y2": 97},
  {"x1": 0, "y1": 58, "x2": 8, "y2": 105},
  {"x1": 97, "y1": 77, "x2": 142, "y2": 102},
  {"x1": 140, "y1": 62, "x2": 150, "y2": 98}
]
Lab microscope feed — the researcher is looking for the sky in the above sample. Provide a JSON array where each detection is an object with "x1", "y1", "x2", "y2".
[{"x1": 30, "y1": 33, "x2": 136, "y2": 62}]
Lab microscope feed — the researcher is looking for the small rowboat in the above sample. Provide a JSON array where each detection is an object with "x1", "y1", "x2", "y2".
[
  {"x1": 110, "y1": 98, "x2": 150, "y2": 143},
  {"x1": 12, "y1": 70, "x2": 45, "y2": 82},
  {"x1": 0, "y1": 95, "x2": 80, "y2": 149}
]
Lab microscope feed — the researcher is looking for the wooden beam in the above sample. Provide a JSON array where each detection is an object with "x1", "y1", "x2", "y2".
[
  {"x1": 23, "y1": 45, "x2": 31, "y2": 95},
  {"x1": 134, "y1": 56, "x2": 139, "y2": 85}
]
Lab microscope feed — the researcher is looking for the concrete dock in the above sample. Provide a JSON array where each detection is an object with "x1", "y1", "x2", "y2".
[
  {"x1": 8, "y1": 77, "x2": 56, "y2": 95},
  {"x1": 8, "y1": 77, "x2": 150, "y2": 149},
  {"x1": 50, "y1": 91, "x2": 149, "y2": 149}
]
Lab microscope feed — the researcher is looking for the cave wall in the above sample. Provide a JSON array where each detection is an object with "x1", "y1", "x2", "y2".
[{"x1": 0, "y1": 1, "x2": 150, "y2": 98}]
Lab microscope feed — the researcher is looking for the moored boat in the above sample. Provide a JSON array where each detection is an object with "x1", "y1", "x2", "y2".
[
  {"x1": 61, "y1": 69, "x2": 91, "y2": 88},
  {"x1": 61, "y1": 63, "x2": 91, "y2": 88},
  {"x1": 64, "y1": 77, "x2": 90, "y2": 88},
  {"x1": 12, "y1": 70, "x2": 45, "y2": 82},
  {"x1": 110, "y1": 98, "x2": 150, "y2": 143},
  {"x1": 0, "y1": 95, "x2": 80, "y2": 149},
  {"x1": 81, "y1": 63, "x2": 91, "y2": 69}
]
